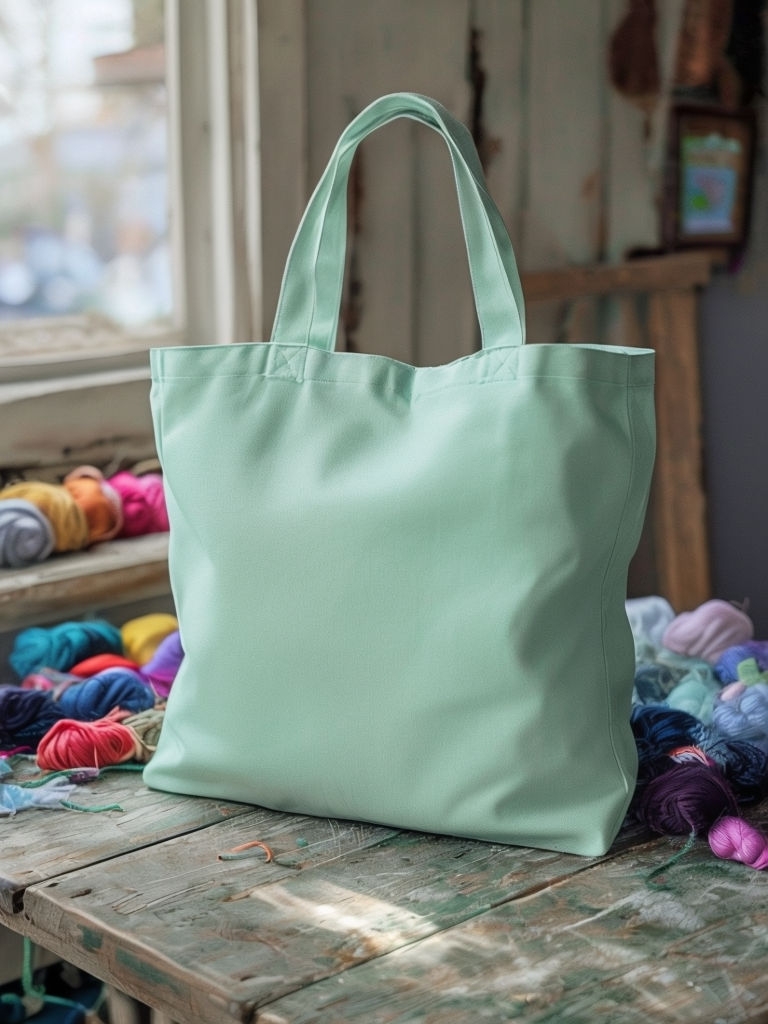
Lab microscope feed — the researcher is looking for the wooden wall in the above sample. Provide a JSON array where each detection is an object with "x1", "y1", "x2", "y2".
[{"x1": 257, "y1": 0, "x2": 686, "y2": 360}]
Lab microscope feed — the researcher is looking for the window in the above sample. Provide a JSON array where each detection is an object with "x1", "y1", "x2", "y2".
[
  {"x1": 0, "y1": 0, "x2": 266, "y2": 483},
  {"x1": 0, "y1": 0, "x2": 181, "y2": 369}
]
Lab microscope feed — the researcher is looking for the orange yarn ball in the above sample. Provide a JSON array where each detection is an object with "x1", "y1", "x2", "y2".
[
  {"x1": 0, "y1": 481, "x2": 88, "y2": 552},
  {"x1": 63, "y1": 468, "x2": 124, "y2": 544}
]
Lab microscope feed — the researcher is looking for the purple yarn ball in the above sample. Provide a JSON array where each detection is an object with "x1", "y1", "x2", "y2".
[
  {"x1": 140, "y1": 630, "x2": 183, "y2": 698},
  {"x1": 635, "y1": 763, "x2": 739, "y2": 835}
]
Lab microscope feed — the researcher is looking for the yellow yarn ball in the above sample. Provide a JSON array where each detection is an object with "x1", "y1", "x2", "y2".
[
  {"x1": 0, "y1": 481, "x2": 89, "y2": 553},
  {"x1": 121, "y1": 612, "x2": 179, "y2": 666}
]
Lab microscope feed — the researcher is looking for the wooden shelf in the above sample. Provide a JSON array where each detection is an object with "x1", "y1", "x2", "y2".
[{"x1": 0, "y1": 533, "x2": 170, "y2": 631}]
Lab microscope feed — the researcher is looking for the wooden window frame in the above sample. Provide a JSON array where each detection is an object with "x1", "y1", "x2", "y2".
[{"x1": 0, "y1": 0, "x2": 263, "y2": 482}]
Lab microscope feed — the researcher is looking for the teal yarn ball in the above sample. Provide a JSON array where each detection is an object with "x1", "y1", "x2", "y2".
[{"x1": 9, "y1": 619, "x2": 123, "y2": 679}]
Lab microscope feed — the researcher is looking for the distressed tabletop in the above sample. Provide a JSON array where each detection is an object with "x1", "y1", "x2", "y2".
[
  {"x1": 0, "y1": 768, "x2": 249, "y2": 914},
  {"x1": 1, "y1": 770, "x2": 768, "y2": 1023}
]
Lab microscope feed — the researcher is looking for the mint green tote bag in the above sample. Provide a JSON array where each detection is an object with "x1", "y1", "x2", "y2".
[{"x1": 144, "y1": 93, "x2": 655, "y2": 856}]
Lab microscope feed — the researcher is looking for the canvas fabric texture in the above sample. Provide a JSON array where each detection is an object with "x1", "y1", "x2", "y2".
[{"x1": 144, "y1": 93, "x2": 656, "y2": 856}]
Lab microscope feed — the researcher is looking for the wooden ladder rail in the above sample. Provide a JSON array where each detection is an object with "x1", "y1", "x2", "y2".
[{"x1": 522, "y1": 249, "x2": 722, "y2": 612}]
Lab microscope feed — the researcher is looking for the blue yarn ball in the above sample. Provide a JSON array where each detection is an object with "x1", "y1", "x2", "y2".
[
  {"x1": 9, "y1": 619, "x2": 123, "y2": 679},
  {"x1": 703, "y1": 737, "x2": 768, "y2": 800},
  {"x1": 714, "y1": 641, "x2": 768, "y2": 683},
  {"x1": 57, "y1": 667, "x2": 156, "y2": 721},
  {"x1": 712, "y1": 682, "x2": 768, "y2": 742},
  {"x1": 630, "y1": 705, "x2": 712, "y2": 765}
]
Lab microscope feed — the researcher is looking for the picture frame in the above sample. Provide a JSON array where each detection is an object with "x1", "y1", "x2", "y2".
[{"x1": 664, "y1": 104, "x2": 756, "y2": 250}]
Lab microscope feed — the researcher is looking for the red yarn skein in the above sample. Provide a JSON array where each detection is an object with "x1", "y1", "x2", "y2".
[{"x1": 36, "y1": 710, "x2": 139, "y2": 770}]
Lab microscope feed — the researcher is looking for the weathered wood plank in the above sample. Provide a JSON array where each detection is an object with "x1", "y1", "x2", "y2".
[
  {"x1": 521, "y1": 250, "x2": 722, "y2": 304},
  {"x1": 648, "y1": 288, "x2": 712, "y2": 611},
  {"x1": 0, "y1": 533, "x2": 170, "y2": 631},
  {"x1": 0, "y1": 370, "x2": 156, "y2": 480},
  {"x1": 15, "y1": 804, "x2": 647, "y2": 1023},
  {"x1": 0, "y1": 769, "x2": 248, "y2": 915},
  {"x1": 261, "y1": 803, "x2": 768, "y2": 1024}
]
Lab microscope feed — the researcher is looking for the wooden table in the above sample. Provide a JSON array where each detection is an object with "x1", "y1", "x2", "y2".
[{"x1": 1, "y1": 767, "x2": 768, "y2": 1023}]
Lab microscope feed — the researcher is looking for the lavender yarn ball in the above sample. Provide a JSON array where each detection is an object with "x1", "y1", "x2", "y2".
[
  {"x1": 0, "y1": 499, "x2": 55, "y2": 567},
  {"x1": 140, "y1": 630, "x2": 184, "y2": 698}
]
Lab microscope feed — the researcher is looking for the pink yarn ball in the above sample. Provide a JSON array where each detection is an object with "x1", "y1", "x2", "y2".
[
  {"x1": 661, "y1": 599, "x2": 753, "y2": 664},
  {"x1": 108, "y1": 471, "x2": 169, "y2": 537},
  {"x1": 708, "y1": 816, "x2": 768, "y2": 869}
]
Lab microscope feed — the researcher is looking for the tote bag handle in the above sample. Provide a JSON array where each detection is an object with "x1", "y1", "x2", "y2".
[{"x1": 270, "y1": 92, "x2": 526, "y2": 353}]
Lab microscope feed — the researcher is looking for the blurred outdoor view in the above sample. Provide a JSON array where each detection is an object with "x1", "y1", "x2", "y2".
[{"x1": 0, "y1": 0, "x2": 171, "y2": 339}]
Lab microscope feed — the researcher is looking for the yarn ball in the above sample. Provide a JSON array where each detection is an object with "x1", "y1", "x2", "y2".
[
  {"x1": 141, "y1": 630, "x2": 183, "y2": 698},
  {"x1": 0, "y1": 686, "x2": 65, "y2": 750},
  {"x1": 63, "y1": 466, "x2": 124, "y2": 544},
  {"x1": 626, "y1": 595, "x2": 676, "y2": 657},
  {"x1": 633, "y1": 663, "x2": 680, "y2": 705},
  {"x1": 630, "y1": 705, "x2": 712, "y2": 764},
  {"x1": 20, "y1": 667, "x2": 81, "y2": 698},
  {"x1": 712, "y1": 682, "x2": 768, "y2": 743},
  {"x1": 9, "y1": 619, "x2": 124, "y2": 679},
  {"x1": 703, "y1": 738, "x2": 768, "y2": 800},
  {"x1": 69, "y1": 653, "x2": 141, "y2": 677},
  {"x1": 0, "y1": 499, "x2": 55, "y2": 567},
  {"x1": 708, "y1": 816, "x2": 768, "y2": 869},
  {"x1": 108, "y1": 471, "x2": 169, "y2": 537},
  {"x1": 36, "y1": 711, "x2": 139, "y2": 770},
  {"x1": 123, "y1": 706, "x2": 165, "y2": 762},
  {"x1": 665, "y1": 674, "x2": 721, "y2": 724},
  {"x1": 0, "y1": 481, "x2": 89, "y2": 553},
  {"x1": 714, "y1": 641, "x2": 768, "y2": 684},
  {"x1": 661, "y1": 599, "x2": 753, "y2": 664},
  {"x1": 634, "y1": 762, "x2": 739, "y2": 835},
  {"x1": 121, "y1": 613, "x2": 178, "y2": 666},
  {"x1": 56, "y1": 667, "x2": 157, "y2": 721}
]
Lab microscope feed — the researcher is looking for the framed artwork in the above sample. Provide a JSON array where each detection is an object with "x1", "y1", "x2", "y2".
[{"x1": 664, "y1": 104, "x2": 756, "y2": 249}]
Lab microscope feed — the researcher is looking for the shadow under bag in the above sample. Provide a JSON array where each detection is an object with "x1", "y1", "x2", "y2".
[{"x1": 144, "y1": 92, "x2": 655, "y2": 856}]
